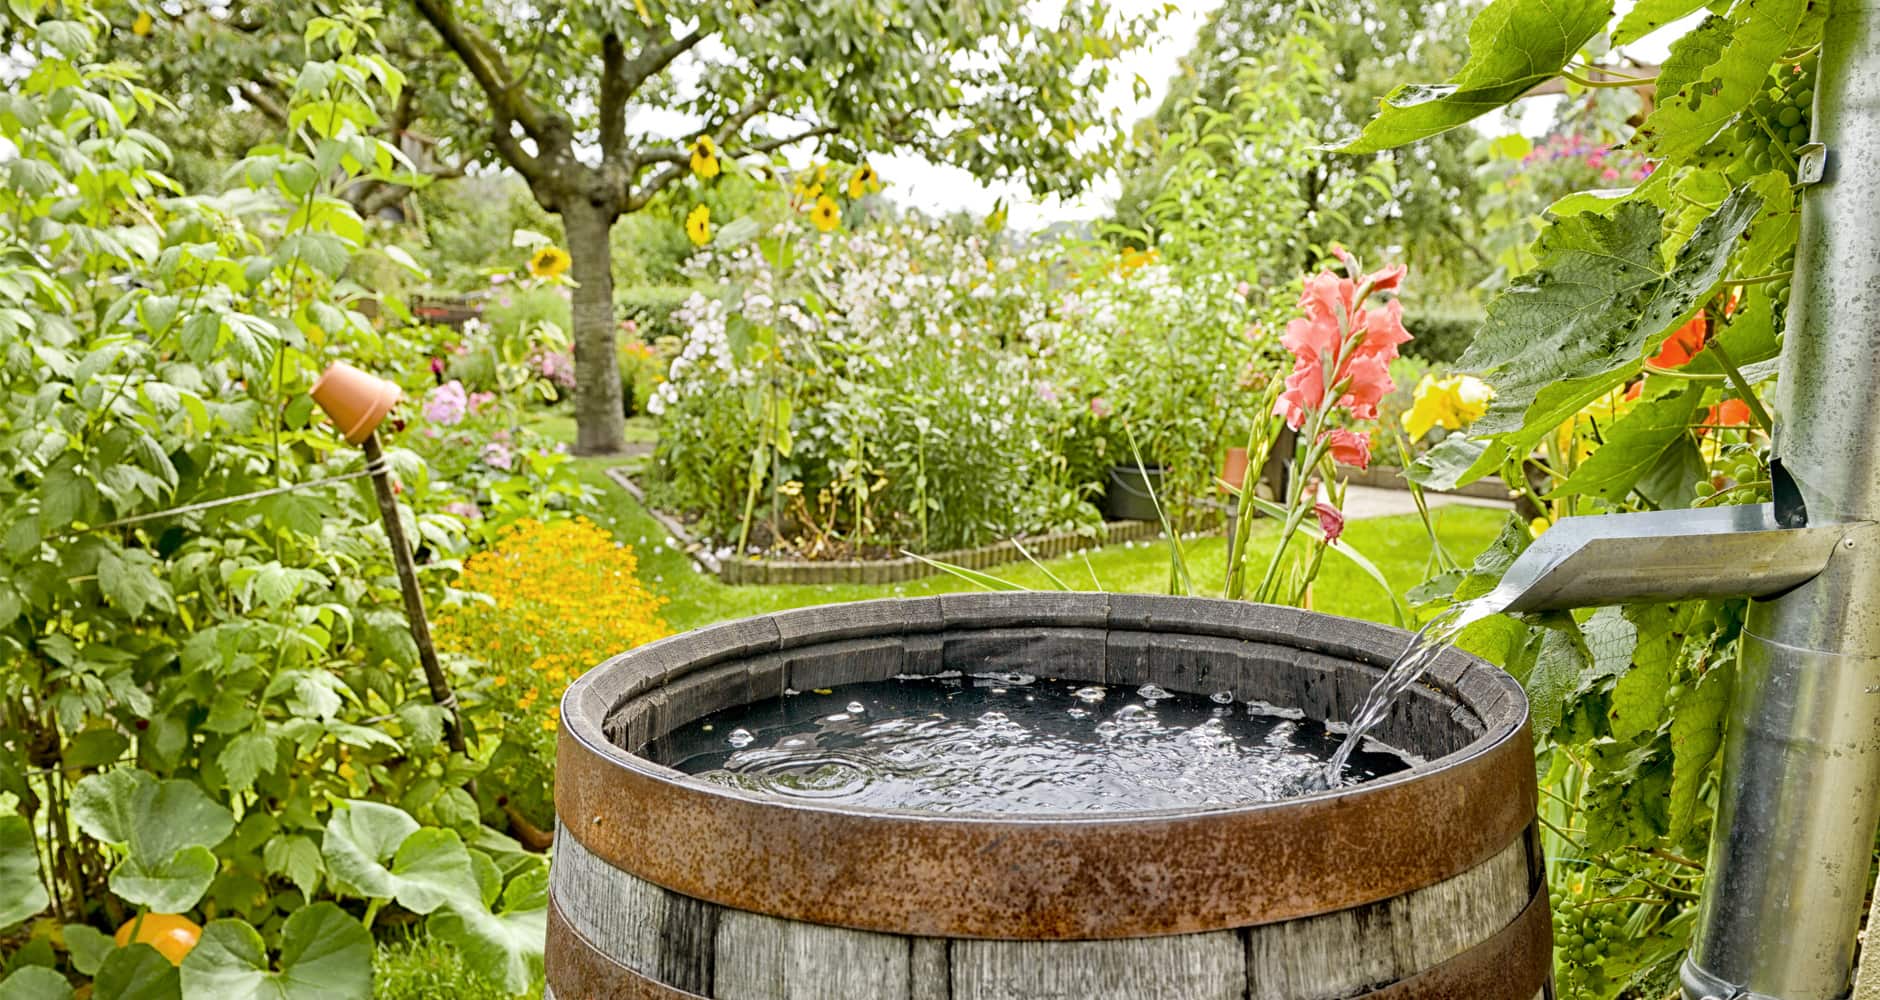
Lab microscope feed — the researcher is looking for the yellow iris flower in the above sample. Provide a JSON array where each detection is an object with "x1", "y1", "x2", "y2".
[{"x1": 1402, "y1": 373, "x2": 1493, "y2": 438}]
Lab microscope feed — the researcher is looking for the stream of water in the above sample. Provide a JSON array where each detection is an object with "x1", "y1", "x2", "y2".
[
  {"x1": 655, "y1": 673, "x2": 1416, "y2": 813},
  {"x1": 1319, "y1": 597, "x2": 1500, "y2": 787}
]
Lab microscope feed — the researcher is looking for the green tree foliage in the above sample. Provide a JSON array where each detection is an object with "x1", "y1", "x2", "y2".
[
  {"x1": 396, "y1": 0, "x2": 1157, "y2": 455},
  {"x1": 1115, "y1": 0, "x2": 1491, "y2": 300},
  {"x1": 1356, "y1": 0, "x2": 1817, "y2": 989}
]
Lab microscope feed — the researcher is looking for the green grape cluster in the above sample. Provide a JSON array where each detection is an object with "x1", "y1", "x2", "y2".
[
  {"x1": 1731, "y1": 57, "x2": 1816, "y2": 176},
  {"x1": 1552, "y1": 889, "x2": 1625, "y2": 971}
]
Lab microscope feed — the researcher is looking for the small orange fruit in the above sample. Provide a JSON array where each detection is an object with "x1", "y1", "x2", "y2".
[{"x1": 114, "y1": 913, "x2": 202, "y2": 966}]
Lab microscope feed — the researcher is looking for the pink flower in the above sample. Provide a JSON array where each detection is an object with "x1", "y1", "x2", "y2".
[
  {"x1": 1089, "y1": 396, "x2": 1112, "y2": 418},
  {"x1": 1602, "y1": 168, "x2": 1621, "y2": 181},
  {"x1": 1036, "y1": 381, "x2": 1059, "y2": 403},
  {"x1": 443, "y1": 500, "x2": 482, "y2": 520},
  {"x1": 424, "y1": 380, "x2": 468, "y2": 426},
  {"x1": 429, "y1": 357, "x2": 445, "y2": 377},
  {"x1": 1233, "y1": 280, "x2": 1251, "y2": 300},
  {"x1": 490, "y1": 273, "x2": 508, "y2": 285},
  {"x1": 468, "y1": 390, "x2": 495, "y2": 413},
  {"x1": 1272, "y1": 264, "x2": 1411, "y2": 430},
  {"x1": 481, "y1": 440, "x2": 514, "y2": 471},
  {"x1": 1323, "y1": 429, "x2": 1371, "y2": 469},
  {"x1": 1314, "y1": 502, "x2": 1345, "y2": 543},
  {"x1": 620, "y1": 319, "x2": 639, "y2": 336}
]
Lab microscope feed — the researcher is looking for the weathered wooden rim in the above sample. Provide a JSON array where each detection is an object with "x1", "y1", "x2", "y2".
[
  {"x1": 542, "y1": 879, "x2": 1553, "y2": 999},
  {"x1": 556, "y1": 594, "x2": 1535, "y2": 940}
]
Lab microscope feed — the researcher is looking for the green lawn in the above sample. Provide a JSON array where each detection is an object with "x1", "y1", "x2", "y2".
[{"x1": 567, "y1": 456, "x2": 1507, "y2": 631}]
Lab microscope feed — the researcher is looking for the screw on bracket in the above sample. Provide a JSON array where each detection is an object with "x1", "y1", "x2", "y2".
[{"x1": 1798, "y1": 143, "x2": 1832, "y2": 185}]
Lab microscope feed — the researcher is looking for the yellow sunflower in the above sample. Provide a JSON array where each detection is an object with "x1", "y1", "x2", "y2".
[
  {"x1": 685, "y1": 203, "x2": 712, "y2": 246},
  {"x1": 689, "y1": 136, "x2": 720, "y2": 179},
  {"x1": 847, "y1": 161, "x2": 880, "y2": 200},
  {"x1": 810, "y1": 195, "x2": 840, "y2": 233},
  {"x1": 529, "y1": 245, "x2": 571, "y2": 279},
  {"x1": 132, "y1": 11, "x2": 153, "y2": 34}
]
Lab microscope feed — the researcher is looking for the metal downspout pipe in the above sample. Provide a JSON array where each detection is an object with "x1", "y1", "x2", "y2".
[{"x1": 1683, "y1": 3, "x2": 1880, "y2": 997}]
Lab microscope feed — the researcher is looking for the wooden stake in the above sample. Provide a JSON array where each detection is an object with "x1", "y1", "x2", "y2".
[{"x1": 361, "y1": 431, "x2": 466, "y2": 756}]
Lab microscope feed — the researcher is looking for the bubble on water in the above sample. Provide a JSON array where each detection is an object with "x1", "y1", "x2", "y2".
[
  {"x1": 1137, "y1": 684, "x2": 1169, "y2": 700},
  {"x1": 824, "y1": 713, "x2": 851, "y2": 723},
  {"x1": 727, "y1": 728, "x2": 755, "y2": 748},
  {"x1": 1210, "y1": 690, "x2": 1235, "y2": 705},
  {"x1": 976, "y1": 671, "x2": 1035, "y2": 687},
  {"x1": 1113, "y1": 704, "x2": 1154, "y2": 723},
  {"x1": 1211, "y1": 706, "x2": 1231, "y2": 718},
  {"x1": 1073, "y1": 686, "x2": 1107, "y2": 702},
  {"x1": 847, "y1": 702, "x2": 865, "y2": 713},
  {"x1": 1067, "y1": 707, "x2": 1089, "y2": 719}
]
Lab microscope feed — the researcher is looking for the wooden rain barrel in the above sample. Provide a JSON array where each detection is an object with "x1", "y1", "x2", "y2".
[{"x1": 547, "y1": 593, "x2": 1551, "y2": 1000}]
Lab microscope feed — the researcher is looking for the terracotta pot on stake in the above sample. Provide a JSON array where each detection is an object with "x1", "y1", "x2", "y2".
[{"x1": 308, "y1": 362, "x2": 466, "y2": 755}]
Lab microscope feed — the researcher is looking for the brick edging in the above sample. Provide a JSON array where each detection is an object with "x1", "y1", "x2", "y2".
[{"x1": 602, "y1": 466, "x2": 1166, "y2": 586}]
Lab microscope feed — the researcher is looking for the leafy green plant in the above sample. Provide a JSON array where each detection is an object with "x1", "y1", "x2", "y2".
[
  {"x1": 0, "y1": 8, "x2": 550, "y2": 996},
  {"x1": 1350, "y1": 0, "x2": 1813, "y2": 989}
]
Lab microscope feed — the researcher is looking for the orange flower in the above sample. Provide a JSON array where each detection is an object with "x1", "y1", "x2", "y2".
[{"x1": 1650, "y1": 313, "x2": 1708, "y2": 368}]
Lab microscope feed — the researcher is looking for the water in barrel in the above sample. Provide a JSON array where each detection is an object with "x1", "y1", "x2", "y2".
[{"x1": 651, "y1": 672, "x2": 1418, "y2": 813}]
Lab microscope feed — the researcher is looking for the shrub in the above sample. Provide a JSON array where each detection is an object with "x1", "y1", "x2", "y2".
[
  {"x1": 439, "y1": 519, "x2": 670, "y2": 826},
  {"x1": 615, "y1": 284, "x2": 696, "y2": 343},
  {"x1": 1401, "y1": 310, "x2": 1483, "y2": 364}
]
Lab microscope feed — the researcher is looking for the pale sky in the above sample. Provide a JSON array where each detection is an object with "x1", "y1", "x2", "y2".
[{"x1": 877, "y1": 1, "x2": 1691, "y2": 232}]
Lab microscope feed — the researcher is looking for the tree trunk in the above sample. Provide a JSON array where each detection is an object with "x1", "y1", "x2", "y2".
[{"x1": 562, "y1": 199, "x2": 627, "y2": 455}]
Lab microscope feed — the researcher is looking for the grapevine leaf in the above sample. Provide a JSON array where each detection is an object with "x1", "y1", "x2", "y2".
[
  {"x1": 1554, "y1": 387, "x2": 1702, "y2": 500},
  {"x1": 179, "y1": 905, "x2": 372, "y2": 1000},
  {"x1": 1583, "y1": 607, "x2": 1639, "y2": 680},
  {"x1": 1685, "y1": 292, "x2": 1780, "y2": 375},
  {"x1": 1613, "y1": 0, "x2": 1709, "y2": 44},
  {"x1": 1407, "y1": 433, "x2": 1505, "y2": 490},
  {"x1": 0, "y1": 817, "x2": 47, "y2": 928},
  {"x1": 1670, "y1": 662, "x2": 1734, "y2": 840},
  {"x1": 1609, "y1": 652, "x2": 1670, "y2": 743},
  {"x1": 1647, "y1": 14, "x2": 1731, "y2": 105},
  {"x1": 1582, "y1": 737, "x2": 1675, "y2": 852},
  {"x1": 1634, "y1": 435, "x2": 1707, "y2": 510},
  {"x1": 0, "y1": 967, "x2": 72, "y2": 1000},
  {"x1": 1527, "y1": 621, "x2": 1591, "y2": 739},
  {"x1": 1338, "y1": 0, "x2": 1614, "y2": 152},
  {"x1": 94, "y1": 943, "x2": 182, "y2": 1000},
  {"x1": 1631, "y1": 0, "x2": 1807, "y2": 162},
  {"x1": 1460, "y1": 189, "x2": 1761, "y2": 449}
]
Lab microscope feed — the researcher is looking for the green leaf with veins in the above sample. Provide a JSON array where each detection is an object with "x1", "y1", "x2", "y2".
[
  {"x1": 110, "y1": 845, "x2": 220, "y2": 913},
  {"x1": 1631, "y1": 0, "x2": 1807, "y2": 162},
  {"x1": 427, "y1": 866, "x2": 548, "y2": 995},
  {"x1": 71, "y1": 770, "x2": 234, "y2": 911},
  {"x1": 1554, "y1": 386, "x2": 1702, "y2": 501},
  {"x1": 0, "y1": 817, "x2": 47, "y2": 928},
  {"x1": 94, "y1": 943, "x2": 182, "y2": 1000},
  {"x1": 1459, "y1": 189, "x2": 1761, "y2": 450},
  {"x1": 1337, "y1": 0, "x2": 1613, "y2": 153},
  {"x1": 321, "y1": 801, "x2": 479, "y2": 913},
  {"x1": 1670, "y1": 662, "x2": 1734, "y2": 840},
  {"x1": 1613, "y1": 0, "x2": 1711, "y2": 44},
  {"x1": 0, "y1": 967, "x2": 73, "y2": 1000},
  {"x1": 1526, "y1": 620, "x2": 1591, "y2": 740},
  {"x1": 180, "y1": 904, "x2": 371, "y2": 1000}
]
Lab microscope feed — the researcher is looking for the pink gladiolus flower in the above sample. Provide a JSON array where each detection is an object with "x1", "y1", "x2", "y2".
[
  {"x1": 1323, "y1": 429, "x2": 1372, "y2": 470},
  {"x1": 1314, "y1": 502, "x2": 1345, "y2": 543},
  {"x1": 1273, "y1": 260, "x2": 1411, "y2": 429}
]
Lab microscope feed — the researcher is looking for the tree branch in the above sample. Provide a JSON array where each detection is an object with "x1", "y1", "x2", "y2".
[
  {"x1": 237, "y1": 81, "x2": 290, "y2": 127},
  {"x1": 408, "y1": 0, "x2": 559, "y2": 180},
  {"x1": 626, "y1": 117, "x2": 836, "y2": 211},
  {"x1": 617, "y1": 26, "x2": 707, "y2": 100},
  {"x1": 599, "y1": 32, "x2": 630, "y2": 160}
]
